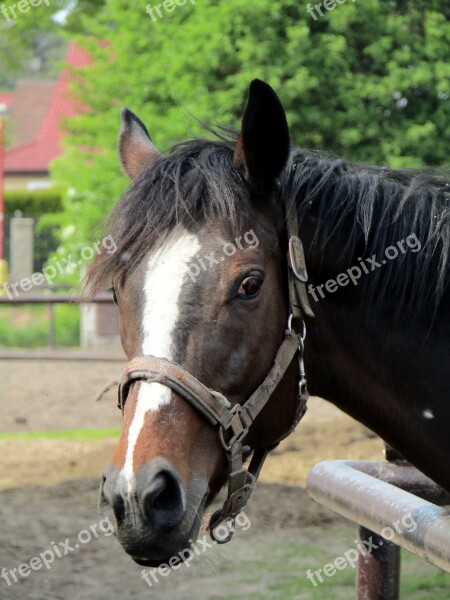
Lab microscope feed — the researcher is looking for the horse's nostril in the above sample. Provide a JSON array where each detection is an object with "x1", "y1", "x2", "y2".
[
  {"x1": 141, "y1": 470, "x2": 185, "y2": 530},
  {"x1": 99, "y1": 471, "x2": 125, "y2": 527},
  {"x1": 112, "y1": 494, "x2": 125, "y2": 524}
]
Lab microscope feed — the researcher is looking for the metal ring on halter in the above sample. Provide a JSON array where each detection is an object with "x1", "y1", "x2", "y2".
[
  {"x1": 287, "y1": 313, "x2": 307, "y2": 341},
  {"x1": 209, "y1": 509, "x2": 236, "y2": 544}
]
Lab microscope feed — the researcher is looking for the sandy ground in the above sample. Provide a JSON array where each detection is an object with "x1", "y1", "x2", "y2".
[
  {"x1": 0, "y1": 358, "x2": 413, "y2": 600},
  {"x1": 0, "y1": 359, "x2": 384, "y2": 490}
]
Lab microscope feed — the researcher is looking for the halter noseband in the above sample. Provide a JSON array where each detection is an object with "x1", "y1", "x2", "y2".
[{"x1": 115, "y1": 197, "x2": 314, "y2": 543}]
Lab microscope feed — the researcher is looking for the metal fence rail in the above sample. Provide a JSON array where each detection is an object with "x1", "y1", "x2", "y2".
[
  {"x1": 0, "y1": 350, "x2": 125, "y2": 361},
  {"x1": 307, "y1": 460, "x2": 450, "y2": 599},
  {"x1": 0, "y1": 292, "x2": 118, "y2": 356},
  {"x1": 0, "y1": 293, "x2": 113, "y2": 304}
]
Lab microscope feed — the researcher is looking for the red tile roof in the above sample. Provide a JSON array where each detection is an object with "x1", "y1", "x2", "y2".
[
  {"x1": 0, "y1": 93, "x2": 13, "y2": 107},
  {"x1": 5, "y1": 42, "x2": 91, "y2": 174},
  {"x1": 6, "y1": 81, "x2": 55, "y2": 147}
]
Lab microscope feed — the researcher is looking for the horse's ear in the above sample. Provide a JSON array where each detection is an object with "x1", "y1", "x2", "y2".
[
  {"x1": 119, "y1": 108, "x2": 160, "y2": 179},
  {"x1": 234, "y1": 79, "x2": 290, "y2": 192}
]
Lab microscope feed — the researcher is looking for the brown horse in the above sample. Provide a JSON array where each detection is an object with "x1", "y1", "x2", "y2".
[{"x1": 88, "y1": 80, "x2": 449, "y2": 566}]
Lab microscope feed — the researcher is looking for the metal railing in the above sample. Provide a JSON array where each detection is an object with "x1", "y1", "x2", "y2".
[
  {"x1": 0, "y1": 291, "x2": 120, "y2": 358},
  {"x1": 307, "y1": 457, "x2": 450, "y2": 599}
]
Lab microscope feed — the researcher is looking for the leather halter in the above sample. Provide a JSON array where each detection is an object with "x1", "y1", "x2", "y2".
[{"x1": 115, "y1": 196, "x2": 314, "y2": 543}]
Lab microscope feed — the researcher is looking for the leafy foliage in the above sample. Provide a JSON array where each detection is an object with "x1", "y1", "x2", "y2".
[
  {"x1": 0, "y1": 305, "x2": 79, "y2": 347},
  {"x1": 0, "y1": 1, "x2": 68, "y2": 88},
  {"x1": 4, "y1": 188, "x2": 63, "y2": 215},
  {"x1": 46, "y1": 0, "x2": 450, "y2": 252},
  {"x1": 0, "y1": 0, "x2": 105, "y2": 87}
]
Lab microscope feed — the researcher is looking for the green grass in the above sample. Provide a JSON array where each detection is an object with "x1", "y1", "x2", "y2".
[
  {"x1": 401, "y1": 566, "x2": 450, "y2": 599},
  {"x1": 0, "y1": 304, "x2": 80, "y2": 347},
  {"x1": 0, "y1": 428, "x2": 120, "y2": 440},
  {"x1": 217, "y1": 537, "x2": 449, "y2": 600}
]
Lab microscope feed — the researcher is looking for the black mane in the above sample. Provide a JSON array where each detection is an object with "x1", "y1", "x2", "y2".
[
  {"x1": 87, "y1": 132, "x2": 449, "y2": 322},
  {"x1": 87, "y1": 132, "x2": 250, "y2": 292},
  {"x1": 281, "y1": 148, "x2": 449, "y2": 321}
]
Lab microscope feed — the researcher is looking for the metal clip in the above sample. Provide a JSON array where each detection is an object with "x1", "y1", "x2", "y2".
[
  {"x1": 297, "y1": 335, "x2": 308, "y2": 397},
  {"x1": 298, "y1": 375, "x2": 308, "y2": 397},
  {"x1": 209, "y1": 509, "x2": 236, "y2": 544},
  {"x1": 287, "y1": 314, "x2": 307, "y2": 341}
]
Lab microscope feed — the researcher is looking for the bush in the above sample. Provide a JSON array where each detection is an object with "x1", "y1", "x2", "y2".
[
  {"x1": 4, "y1": 188, "x2": 64, "y2": 216},
  {"x1": 33, "y1": 220, "x2": 60, "y2": 273},
  {"x1": 0, "y1": 304, "x2": 80, "y2": 348}
]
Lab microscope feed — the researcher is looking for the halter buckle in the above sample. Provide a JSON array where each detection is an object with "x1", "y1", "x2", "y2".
[
  {"x1": 219, "y1": 405, "x2": 252, "y2": 451},
  {"x1": 288, "y1": 236, "x2": 308, "y2": 282},
  {"x1": 223, "y1": 483, "x2": 253, "y2": 515}
]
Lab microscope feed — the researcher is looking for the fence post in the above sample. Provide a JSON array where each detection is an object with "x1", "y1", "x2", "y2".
[
  {"x1": 10, "y1": 216, "x2": 34, "y2": 283},
  {"x1": 356, "y1": 526, "x2": 400, "y2": 600},
  {"x1": 48, "y1": 303, "x2": 56, "y2": 348}
]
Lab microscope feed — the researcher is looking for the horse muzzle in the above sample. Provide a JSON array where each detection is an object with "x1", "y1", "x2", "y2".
[{"x1": 99, "y1": 456, "x2": 208, "y2": 564}]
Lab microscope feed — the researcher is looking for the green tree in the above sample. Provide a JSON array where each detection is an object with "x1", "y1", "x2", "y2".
[
  {"x1": 0, "y1": 0, "x2": 107, "y2": 88},
  {"x1": 49, "y1": 0, "x2": 449, "y2": 257},
  {"x1": 0, "y1": 1, "x2": 69, "y2": 88}
]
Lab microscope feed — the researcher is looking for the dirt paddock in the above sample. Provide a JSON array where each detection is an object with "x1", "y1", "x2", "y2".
[{"x1": 0, "y1": 359, "x2": 445, "y2": 599}]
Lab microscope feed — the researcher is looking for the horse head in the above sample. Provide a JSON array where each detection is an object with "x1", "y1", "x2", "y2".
[{"x1": 93, "y1": 81, "x2": 306, "y2": 565}]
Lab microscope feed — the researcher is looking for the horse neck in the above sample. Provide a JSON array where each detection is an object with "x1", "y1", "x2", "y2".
[{"x1": 297, "y1": 209, "x2": 450, "y2": 490}]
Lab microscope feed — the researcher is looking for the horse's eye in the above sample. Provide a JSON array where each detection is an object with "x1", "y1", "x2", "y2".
[
  {"x1": 237, "y1": 276, "x2": 263, "y2": 298},
  {"x1": 110, "y1": 286, "x2": 118, "y2": 306}
]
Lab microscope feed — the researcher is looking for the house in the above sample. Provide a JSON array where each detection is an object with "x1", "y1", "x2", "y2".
[
  {"x1": 1, "y1": 42, "x2": 119, "y2": 347},
  {"x1": 0, "y1": 92, "x2": 13, "y2": 115},
  {"x1": 3, "y1": 42, "x2": 90, "y2": 191}
]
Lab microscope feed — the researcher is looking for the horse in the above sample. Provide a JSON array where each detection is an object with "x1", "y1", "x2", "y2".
[{"x1": 88, "y1": 79, "x2": 449, "y2": 566}]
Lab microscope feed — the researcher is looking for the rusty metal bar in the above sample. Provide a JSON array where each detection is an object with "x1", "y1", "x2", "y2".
[
  {"x1": 0, "y1": 116, "x2": 5, "y2": 261},
  {"x1": 343, "y1": 461, "x2": 450, "y2": 505},
  {"x1": 0, "y1": 293, "x2": 113, "y2": 304},
  {"x1": 353, "y1": 446, "x2": 414, "y2": 600},
  {"x1": 0, "y1": 293, "x2": 117, "y2": 353},
  {"x1": 356, "y1": 526, "x2": 400, "y2": 600},
  {"x1": 307, "y1": 460, "x2": 450, "y2": 574},
  {"x1": 48, "y1": 303, "x2": 55, "y2": 348},
  {"x1": 0, "y1": 350, "x2": 125, "y2": 361}
]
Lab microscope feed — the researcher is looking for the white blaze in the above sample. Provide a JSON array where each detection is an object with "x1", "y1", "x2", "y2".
[{"x1": 121, "y1": 226, "x2": 200, "y2": 487}]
